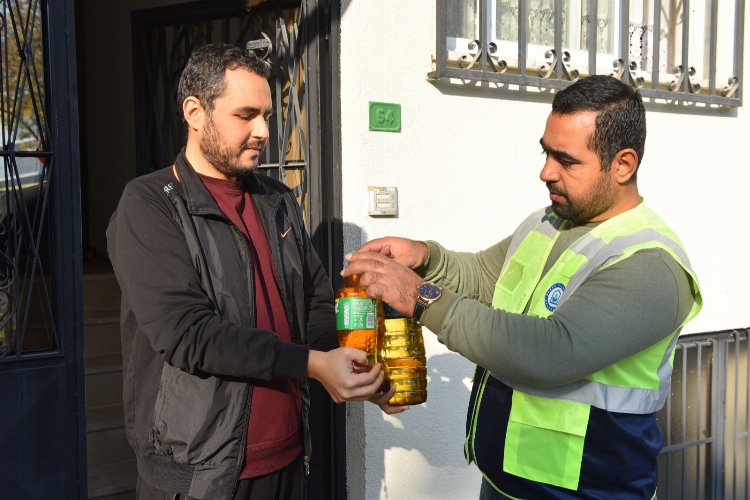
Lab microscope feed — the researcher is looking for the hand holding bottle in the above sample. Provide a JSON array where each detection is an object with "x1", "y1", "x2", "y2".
[
  {"x1": 307, "y1": 348, "x2": 384, "y2": 403},
  {"x1": 354, "y1": 237, "x2": 430, "y2": 270},
  {"x1": 369, "y1": 385, "x2": 409, "y2": 415},
  {"x1": 341, "y1": 251, "x2": 423, "y2": 319}
]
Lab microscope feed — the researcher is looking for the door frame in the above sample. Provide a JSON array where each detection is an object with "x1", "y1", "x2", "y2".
[{"x1": 0, "y1": 0, "x2": 86, "y2": 497}]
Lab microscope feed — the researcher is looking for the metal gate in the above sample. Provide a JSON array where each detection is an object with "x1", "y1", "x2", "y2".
[
  {"x1": 131, "y1": 0, "x2": 344, "y2": 497},
  {"x1": 658, "y1": 328, "x2": 750, "y2": 499},
  {"x1": 133, "y1": 0, "x2": 317, "y2": 223},
  {"x1": 0, "y1": 0, "x2": 86, "y2": 497}
]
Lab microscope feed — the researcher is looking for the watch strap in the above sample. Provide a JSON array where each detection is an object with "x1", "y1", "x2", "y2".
[{"x1": 413, "y1": 300, "x2": 428, "y2": 321}]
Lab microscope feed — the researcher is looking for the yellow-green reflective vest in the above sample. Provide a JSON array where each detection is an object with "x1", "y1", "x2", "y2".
[{"x1": 483, "y1": 202, "x2": 702, "y2": 492}]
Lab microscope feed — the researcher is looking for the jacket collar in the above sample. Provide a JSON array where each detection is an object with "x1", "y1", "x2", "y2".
[{"x1": 173, "y1": 149, "x2": 281, "y2": 217}]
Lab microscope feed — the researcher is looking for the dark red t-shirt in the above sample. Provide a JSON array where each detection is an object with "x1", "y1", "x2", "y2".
[{"x1": 199, "y1": 173, "x2": 302, "y2": 478}]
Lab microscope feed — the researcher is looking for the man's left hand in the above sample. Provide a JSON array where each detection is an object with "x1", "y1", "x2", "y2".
[
  {"x1": 369, "y1": 386, "x2": 409, "y2": 415},
  {"x1": 342, "y1": 251, "x2": 422, "y2": 317}
]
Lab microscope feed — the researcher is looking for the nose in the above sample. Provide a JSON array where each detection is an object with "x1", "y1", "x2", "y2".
[
  {"x1": 539, "y1": 156, "x2": 559, "y2": 184},
  {"x1": 252, "y1": 116, "x2": 270, "y2": 141}
]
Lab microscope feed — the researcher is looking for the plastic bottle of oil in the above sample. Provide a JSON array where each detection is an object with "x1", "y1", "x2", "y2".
[
  {"x1": 380, "y1": 304, "x2": 427, "y2": 405},
  {"x1": 335, "y1": 274, "x2": 383, "y2": 369}
]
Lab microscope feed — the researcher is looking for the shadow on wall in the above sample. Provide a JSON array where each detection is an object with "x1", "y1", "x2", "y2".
[
  {"x1": 374, "y1": 351, "x2": 473, "y2": 466},
  {"x1": 371, "y1": 352, "x2": 477, "y2": 500}
]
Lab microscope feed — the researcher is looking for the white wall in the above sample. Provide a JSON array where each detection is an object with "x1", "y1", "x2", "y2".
[{"x1": 339, "y1": 0, "x2": 750, "y2": 498}]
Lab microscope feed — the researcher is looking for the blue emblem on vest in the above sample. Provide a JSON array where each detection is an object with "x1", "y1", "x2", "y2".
[{"x1": 544, "y1": 283, "x2": 566, "y2": 311}]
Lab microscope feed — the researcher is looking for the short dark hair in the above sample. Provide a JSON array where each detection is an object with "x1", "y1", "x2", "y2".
[
  {"x1": 552, "y1": 75, "x2": 646, "y2": 170},
  {"x1": 177, "y1": 43, "x2": 271, "y2": 116}
]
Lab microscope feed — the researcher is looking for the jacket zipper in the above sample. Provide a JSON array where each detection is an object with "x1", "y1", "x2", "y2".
[
  {"x1": 229, "y1": 224, "x2": 255, "y2": 497},
  {"x1": 265, "y1": 202, "x2": 314, "y2": 466}
]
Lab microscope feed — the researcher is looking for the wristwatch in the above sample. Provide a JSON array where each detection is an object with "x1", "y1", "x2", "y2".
[{"x1": 412, "y1": 282, "x2": 442, "y2": 321}]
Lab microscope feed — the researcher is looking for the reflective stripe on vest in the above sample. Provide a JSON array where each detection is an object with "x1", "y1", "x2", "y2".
[{"x1": 492, "y1": 202, "x2": 702, "y2": 414}]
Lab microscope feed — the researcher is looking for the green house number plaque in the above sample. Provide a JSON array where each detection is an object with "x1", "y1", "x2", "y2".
[{"x1": 369, "y1": 102, "x2": 401, "y2": 132}]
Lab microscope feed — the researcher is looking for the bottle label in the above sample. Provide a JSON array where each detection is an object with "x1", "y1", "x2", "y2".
[{"x1": 335, "y1": 297, "x2": 377, "y2": 330}]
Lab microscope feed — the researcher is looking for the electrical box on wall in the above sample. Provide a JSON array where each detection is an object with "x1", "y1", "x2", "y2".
[{"x1": 368, "y1": 186, "x2": 398, "y2": 217}]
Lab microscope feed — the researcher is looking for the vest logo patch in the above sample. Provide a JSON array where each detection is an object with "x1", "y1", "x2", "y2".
[{"x1": 544, "y1": 283, "x2": 566, "y2": 311}]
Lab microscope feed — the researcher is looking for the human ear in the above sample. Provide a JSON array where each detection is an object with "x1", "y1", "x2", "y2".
[
  {"x1": 182, "y1": 97, "x2": 204, "y2": 131},
  {"x1": 612, "y1": 148, "x2": 638, "y2": 184}
]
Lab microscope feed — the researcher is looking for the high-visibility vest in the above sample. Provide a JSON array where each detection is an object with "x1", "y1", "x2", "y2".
[{"x1": 467, "y1": 202, "x2": 702, "y2": 495}]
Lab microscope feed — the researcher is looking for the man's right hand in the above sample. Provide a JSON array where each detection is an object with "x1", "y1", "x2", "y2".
[
  {"x1": 353, "y1": 237, "x2": 429, "y2": 270},
  {"x1": 307, "y1": 348, "x2": 385, "y2": 403}
]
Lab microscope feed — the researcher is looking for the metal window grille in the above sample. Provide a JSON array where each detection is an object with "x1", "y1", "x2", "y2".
[
  {"x1": 432, "y1": 0, "x2": 744, "y2": 107},
  {"x1": 132, "y1": 0, "x2": 317, "y2": 227},
  {"x1": 0, "y1": 0, "x2": 60, "y2": 361},
  {"x1": 657, "y1": 328, "x2": 750, "y2": 499}
]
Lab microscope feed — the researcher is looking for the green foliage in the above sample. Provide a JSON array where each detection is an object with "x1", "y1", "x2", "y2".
[{"x1": 1, "y1": 0, "x2": 46, "y2": 151}]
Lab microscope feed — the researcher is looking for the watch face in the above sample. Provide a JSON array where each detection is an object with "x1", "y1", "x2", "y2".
[{"x1": 418, "y1": 282, "x2": 441, "y2": 301}]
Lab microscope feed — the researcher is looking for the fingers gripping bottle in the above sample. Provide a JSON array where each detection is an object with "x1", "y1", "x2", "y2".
[
  {"x1": 381, "y1": 304, "x2": 427, "y2": 405},
  {"x1": 335, "y1": 274, "x2": 383, "y2": 370}
]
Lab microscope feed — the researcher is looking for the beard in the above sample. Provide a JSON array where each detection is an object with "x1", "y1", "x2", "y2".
[
  {"x1": 547, "y1": 172, "x2": 613, "y2": 224},
  {"x1": 199, "y1": 117, "x2": 266, "y2": 180}
]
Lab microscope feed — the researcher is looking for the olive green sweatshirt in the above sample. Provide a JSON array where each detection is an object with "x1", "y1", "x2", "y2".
[{"x1": 416, "y1": 220, "x2": 695, "y2": 388}]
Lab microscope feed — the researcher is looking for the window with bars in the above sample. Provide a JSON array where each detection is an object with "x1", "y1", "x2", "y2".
[
  {"x1": 0, "y1": 0, "x2": 59, "y2": 360},
  {"x1": 432, "y1": 0, "x2": 744, "y2": 107}
]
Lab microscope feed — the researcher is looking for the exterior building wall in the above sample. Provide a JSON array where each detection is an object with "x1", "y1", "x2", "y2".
[{"x1": 338, "y1": 0, "x2": 750, "y2": 498}]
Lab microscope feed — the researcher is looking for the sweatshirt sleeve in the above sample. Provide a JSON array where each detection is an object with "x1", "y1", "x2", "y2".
[
  {"x1": 107, "y1": 184, "x2": 310, "y2": 381},
  {"x1": 419, "y1": 238, "x2": 512, "y2": 305},
  {"x1": 418, "y1": 247, "x2": 694, "y2": 388}
]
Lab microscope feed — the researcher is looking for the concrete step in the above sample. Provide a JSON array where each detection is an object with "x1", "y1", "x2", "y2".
[
  {"x1": 87, "y1": 424, "x2": 134, "y2": 469},
  {"x1": 90, "y1": 492, "x2": 135, "y2": 500},
  {"x1": 85, "y1": 317, "x2": 121, "y2": 358},
  {"x1": 83, "y1": 273, "x2": 121, "y2": 315},
  {"x1": 85, "y1": 353, "x2": 123, "y2": 408},
  {"x1": 87, "y1": 403, "x2": 125, "y2": 432},
  {"x1": 86, "y1": 352, "x2": 123, "y2": 375},
  {"x1": 87, "y1": 458, "x2": 137, "y2": 499},
  {"x1": 83, "y1": 265, "x2": 132, "y2": 499},
  {"x1": 86, "y1": 402, "x2": 134, "y2": 496}
]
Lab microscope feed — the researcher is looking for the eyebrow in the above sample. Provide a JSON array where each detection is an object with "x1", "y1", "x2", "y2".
[
  {"x1": 539, "y1": 138, "x2": 581, "y2": 164},
  {"x1": 233, "y1": 106, "x2": 272, "y2": 116}
]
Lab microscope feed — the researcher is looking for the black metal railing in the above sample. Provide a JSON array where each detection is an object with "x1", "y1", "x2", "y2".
[{"x1": 658, "y1": 328, "x2": 750, "y2": 499}]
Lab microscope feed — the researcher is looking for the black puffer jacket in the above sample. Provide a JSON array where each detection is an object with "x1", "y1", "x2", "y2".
[{"x1": 106, "y1": 151, "x2": 336, "y2": 499}]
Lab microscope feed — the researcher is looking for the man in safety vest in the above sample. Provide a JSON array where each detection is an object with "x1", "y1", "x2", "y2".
[{"x1": 346, "y1": 75, "x2": 702, "y2": 499}]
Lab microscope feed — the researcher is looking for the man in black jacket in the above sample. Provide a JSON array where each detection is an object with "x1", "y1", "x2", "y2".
[{"x1": 107, "y1": 43, "x2": 387, "y2": 500}]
